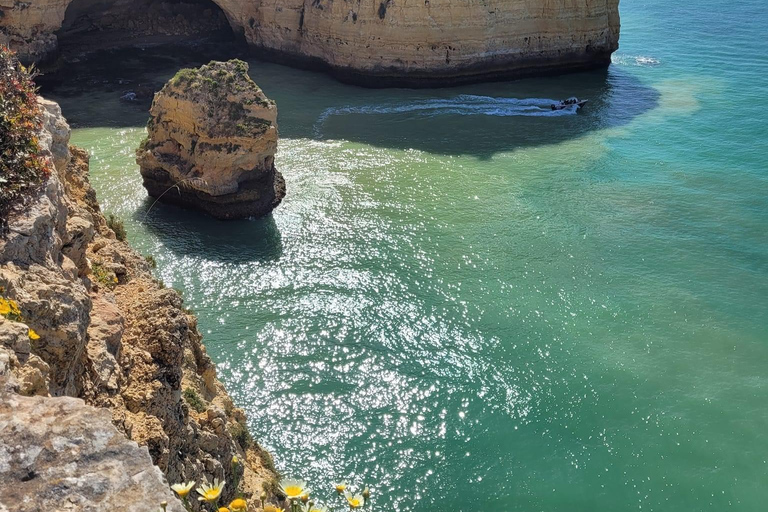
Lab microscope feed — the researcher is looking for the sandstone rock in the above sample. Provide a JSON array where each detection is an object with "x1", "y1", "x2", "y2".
[
  {"x1": 0, "y1": 392, "x2": 186, "y2": 512},
  {"x1": 0, "y1": 263, "x2": 92, "y2": 395},
  {"x1": 0, "y1": 0, "x2": 65, "y2": 63},
  {"x1": 2, "y1": 0, "x2": 620, "y2": 85},
  {"x1": 38, "y1": 98, "x2": 71, "y2": 173},
  {"x1": 1, "y1": 95, "x2": 277, "y2": 509},
  {"x1": 136, "y1": 59, "x2": 286, "y2": 219},
  {"x1": 237, "y1": 0, "x2": 621, "y2": 86}
]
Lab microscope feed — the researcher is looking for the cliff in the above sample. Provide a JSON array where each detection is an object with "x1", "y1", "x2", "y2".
[
  {"x1": 0, "y1": 98, "x2": 276, "y2": 508},
  {"x1": 232, "y1": 0, "x2": 621, "y2": 86},
  {"x1": 136, "y1": 59, "x2": 285, "y2": 219},
  {"x1": 1, "y1": 0, "x2": 620, "y2": 85}
]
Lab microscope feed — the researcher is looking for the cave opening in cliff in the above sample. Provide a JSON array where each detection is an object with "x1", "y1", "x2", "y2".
[{"x1": 56, "y1": 0, "x2": 237, "y2": 53}]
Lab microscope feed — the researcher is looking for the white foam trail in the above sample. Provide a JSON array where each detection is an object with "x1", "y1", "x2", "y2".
[
  {"x1": 313, "y1": 94, "x2": 579, "y2": 137},
  {"x1": 611, "y1": 54, "x2": 661, "y2": 67}
]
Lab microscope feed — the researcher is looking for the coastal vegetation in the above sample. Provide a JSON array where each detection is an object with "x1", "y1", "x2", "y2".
[
  {"x1": 90, "y1": 262, "x2": 119, "y2": 289},
  {"x1": 0, "y1": 294, "x2": 40, "y2": 341},
  {"x1": 106, "y1": 212, "x2": 127, "y2": 241},
  {"x1": 0, "y1": 46, "x2": 49, "y2": 232},
  {"x1": 183, "y1": 386, "x2": 208, "y2": 413},
  {"x1": 169, "y1": 473, "x2": 371, "y2": 512}
]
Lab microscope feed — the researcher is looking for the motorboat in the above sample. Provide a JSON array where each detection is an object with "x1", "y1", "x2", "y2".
[{"x1": 551, "y1": 97, "x2": 588, "y2": 110}]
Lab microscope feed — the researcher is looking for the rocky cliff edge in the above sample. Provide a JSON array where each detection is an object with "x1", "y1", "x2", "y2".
[{"x1": 0, "y1": 98, "x2": 277, "y2": 510}]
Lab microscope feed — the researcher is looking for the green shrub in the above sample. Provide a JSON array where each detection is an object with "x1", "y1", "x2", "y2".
[
  {"x1": 106, "y1": 213, "x2": 126, "y2": 241},
  {"x1": 91, "y1": 262, "x2": 118, "y2": 289},
  {"x1": 0, "y1": 46, "x2": 50, "y2": 232},
  {"x1": 183, "y1": 387, "x2": 207, "y2": 413},
  {"x1": 230, "y1": 420, "x2": 253, "y2": 449},
  {"x1": 144, "y1": 254, "x2": 157, "y2": 268}
]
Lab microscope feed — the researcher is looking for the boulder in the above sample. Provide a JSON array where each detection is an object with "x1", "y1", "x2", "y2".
[
  {"x1": 136, "y1": 59, "x2": 285, "y2": 220},
  {"x1": 0, "y1": 392, "x2": 186, "y2": 512}
]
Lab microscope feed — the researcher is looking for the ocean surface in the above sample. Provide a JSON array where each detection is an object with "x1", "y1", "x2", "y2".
[{"x1": 43, "y1": 0, "x2": 768, "y2": 510}]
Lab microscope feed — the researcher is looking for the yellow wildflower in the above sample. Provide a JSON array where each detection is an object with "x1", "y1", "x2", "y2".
[
  {"x1": 0, "y1": 298, "x2": 20, "y2": 318},
  {"x1": 28, "y1": 329, "x2": 40, "y2": 340},
  {"x1": 0, "y1": 298, "x2": 10, "y2": 316},
  {"x1": 264, "y1": 506, "x2": 285, "y2": 512},
  {"x1": 301, "y1": 493, "x2": 310, "y2": 503},
  {"x1": 218, "y1": 508, "x2": 230, "y2": 512},
  {"x1": 232, "y1": 455, "x2": 239, "y2": 465},
  {"x1": 229, "y1": 498, "x2": 247, "y2": 512},
  {"x1": 333, "y1": 481, "x2": 348, "y2": 494},
  {"x1": 279, "y1": 478, "x2": 309, "y2": 499},
  {"x1": 197, "y1": 478, "x2": 225, "y2": 503},
  {"x1": 171, "y1": 481, "x2": 195, "y2": 498}
]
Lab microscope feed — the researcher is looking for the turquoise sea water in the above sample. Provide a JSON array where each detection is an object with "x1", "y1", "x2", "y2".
[{"x1": 44, "y1": 0, "x2": 768, "y2": 510}]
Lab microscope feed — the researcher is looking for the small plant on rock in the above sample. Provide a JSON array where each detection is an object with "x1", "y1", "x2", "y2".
[
  {"x1": 183, "y1": 386, "x2": 207, "y2": 413},
  {"x1": 229, "y1": 420, "x2": 253, "y2": 450},
  {"x1": 106, "y1": 213, "x2": 127, "y2": 241},
  {"x1": 0, "y1": 295, "x2": 41, "y2": 341},
  {"x1": 91, "y1": 262, "x2": 118, "y2": 289}
]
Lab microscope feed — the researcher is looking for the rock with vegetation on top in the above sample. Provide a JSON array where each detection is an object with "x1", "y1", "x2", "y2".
[{"x1": 136, "y1": 59, "x2": 285, "y2": 220}]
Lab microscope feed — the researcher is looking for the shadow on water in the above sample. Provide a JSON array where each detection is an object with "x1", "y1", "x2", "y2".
[
  {"x1": 39, "y1": 44, "x2": 660, "y2": 158},
  {"x1": 136, "y1": 198, "x2": 283, "y2": 264},
  {"x1": 286, "y1": 67, "x2": 660, "y2": 159},
  {"x1": 37, "y1": 43, "x2": 249, "y2": 128}
]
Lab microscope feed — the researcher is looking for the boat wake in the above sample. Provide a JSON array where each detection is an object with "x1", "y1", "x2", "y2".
[
  {"x1": 611, "y1": 54, "x2": 661, "y2": 67},
  {"x1": 313, "y1": 94, "x2": 579, "y2": 137}
]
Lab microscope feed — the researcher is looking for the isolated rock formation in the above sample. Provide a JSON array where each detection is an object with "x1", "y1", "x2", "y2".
[
  {"x1": 0, "y1": 97, "x2": 276, "y2": 508},
  {"x1": 1, "y1": 0, "x2": 620, "y2": 85},
  {"x1": 0, "y1": 393, "x2": 186, "y2": 512},
  {"x1": 136, "y1": 59, "x2": 285, "y2": 219}
]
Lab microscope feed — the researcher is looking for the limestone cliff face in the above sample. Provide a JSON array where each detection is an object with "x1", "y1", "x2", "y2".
[
  {"x1": 0, "y1": 0, "x2": 228, "y2": 62},
  {"x1": 0, "y1": 98, "x2": 276, "y2": 508},
  {"x1": 136, "y1": 59, "x2": 285, "y2": 219},
  {"x1": 0, "y1": 0, "x2": 67, "y2": 63},
  {"x1": 2, "y1": 0, "x2": 619, "y2": 84},
  {"x1": 234, "y1": 0, "x2": 621, "y2": 85}
]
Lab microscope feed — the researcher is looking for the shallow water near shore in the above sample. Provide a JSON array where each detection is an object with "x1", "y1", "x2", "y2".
[{"x1": 43, "y1": 0, "x2": 768, "y2": 510}]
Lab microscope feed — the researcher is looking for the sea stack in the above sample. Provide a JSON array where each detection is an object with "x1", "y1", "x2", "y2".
[{"x1": 136, "y1": 59, "x2": 285, "y2": 219}]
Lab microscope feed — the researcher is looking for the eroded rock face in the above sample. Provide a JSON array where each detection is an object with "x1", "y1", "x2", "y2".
[
  {"x1": 2, "y1": 0, "x2": 619, "y2": 85},
  {"x1": 0, "y1": 0, "x2": 66, "y2": 63},
  {"x1": 136, "y1": 59, "x2": 285, "y2": 219},
  {"x1": 231, "y1": 0, "x2": 621, "y2": 86},
  {"x1": 0, "y1": 393, "x2": 186, "y2": 512},
  {"x1": 0, "y1": 96, "x2": 276, "y2": 509}
]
